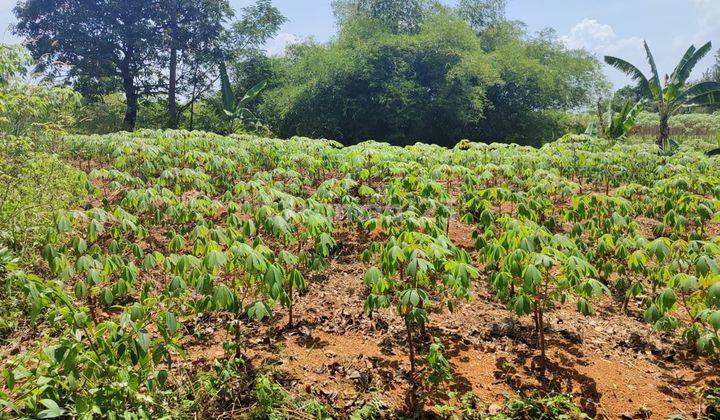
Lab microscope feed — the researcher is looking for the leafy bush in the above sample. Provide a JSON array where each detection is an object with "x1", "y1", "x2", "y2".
[
  {"x1": 501, "y1": 392, "x2": 590, "y2": 420},
  {"x1": 0, "y1": 136, "x2": 86, "y2": 256}
]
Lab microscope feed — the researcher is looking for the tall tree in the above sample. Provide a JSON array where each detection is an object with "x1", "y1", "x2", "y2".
[
  {"x1": 158, "y1": 0, "x2": 233, "y2": 129},
  {"x1": 14, "y1": 0, "x2": 165, "y2": 131},
  {"x1": 217, "y1": 0, "x2": 285, "y2": 131},
  {"x1": 260, "y1": 11, "x2": 495, "y2": 146},
  {"x1": 476, "y1": 24, "x2": 607, "y2": 145},
  {"x1": 228, "y1": 0, "x2": 287, "y2": 57},
  {"x1": 332, "y1": 0, "x2": 433, "y2": 34},
  {"x1": 605, "y1": 41, "x2": 720, "y2": 150},
  {"x1": 455, "y1": 0, "x2": 507, "y2": 34}
]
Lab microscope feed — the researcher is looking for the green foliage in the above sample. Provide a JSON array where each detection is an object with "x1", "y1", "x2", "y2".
[
  {"x1": 258, "y1": 6, "x2": 605, "y2": 147},
  {"x1": 479, "y1": 25, "x2": 607, "y2": 146},
  {"x1": 604, "y1": 101, "x2": 644, "y2": 140},
  {"x1": 605, "y1": 41, "x2": 720, "y2": 149},
  {"x1": 0, "y1": 45, "x2": 81, "y2": 139},
  {"x1": 0, "y1": 44, "x2": 30, "y2": 87},
  {"x1": 705, "y1": 386, "x2": 720, "y2": 419},
  {"x1": 0, "y1": 136, "x2": 86, "y2": 256},
  {"x1": 332, "y1": 0, "x2": 433, "y2": 34},
  {"x1": 501, "y1": 392, "x2": 590, "y2": 420},
  {"x1": 0, "y1": 46, "x2": 86, "y2": 256},
  {"x1": 218, "y1": 60, "x2": 268, "y2": 132},
  {"x1": 3, "y1": 128, "x2": 720, "y2": 418},
  {"x1": 426, "y1": 338, "x2": 452, "y2": 386},
  {"x1": 456, "y1": 0, "x2": 507, "y2": 34},
  {"x1": 261, "y1": 11, "x2": 493, "y2": 147},
  {"x1": 14, "y1": 0, "x2": 169, "y2": 130}
]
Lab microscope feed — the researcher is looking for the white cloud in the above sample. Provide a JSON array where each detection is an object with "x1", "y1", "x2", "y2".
[
  {"x1": 560, "y1": 19, "x2": 645, "y2": 87},
  {"x1": 264, "y1": 33, "x2": 303, "y2": 57},
  {"x1": 560, "y1": 18, "x2": 644, "y2": 59},
  {"x1": 561, "y1": 3, "x2": 720, "y2": 89},
  {"x1": 560, "y1": 19, "x2": 615, "y2": 49}
]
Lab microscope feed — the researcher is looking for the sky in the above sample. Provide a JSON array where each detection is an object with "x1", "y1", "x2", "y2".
[{"x1": 1, "y1": 0, "x2": 718, "y2": 88}]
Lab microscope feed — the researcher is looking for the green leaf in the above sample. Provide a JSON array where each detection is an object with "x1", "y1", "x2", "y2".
[
  {"x1": 219, "y1": 60, "x2": 236, "y2": 114},
  {"x1": 157, "y1": 370, "x2": 169, "y2": 387},
  {"x1": 165, "y1": 312, "x2": 178, "y2": 335},
  {"x1": 697, "y1": 333, "x2": 717, "y2": 353},
  {"x1": 697, "y1": 255, "x2": 720, "y2": 277},
  {"x1": 676, "y1": 274, "x2": 699, "y2": 293},
  {"x1": 643, "y1": 304, "x2": 661, "y2": 323},
  {"x1": 642, "y1": 41, "x2": 663, "y2": 99},
  {"x1": 143, "y1": 253, "x2": 157, "y2": 270},
  {"x1": 400, "y1": 288, "x2": 427, "y2": 308},
  {"x1": 708, "y1": 282, "x2": 720, "y2": 308},
  {"x1": 289, "y1": 269, "x2": 306, "y2": 290},
  {"x1": 577, "y1": 298, "x2": 594, "y2": 316},
  {"x1": 38, "y1": 399, "x2": 65, "y2": 418},
  {"x1": 522, "y1": 265, "x2": 541, "y2": 293},
  {"x1": 603, "y1": 55, "x2": 652, "y2": 99},
  {"x1": 56, "y1": 215, "x2": 72, "y2": 233},
  {"x1": 658, "y1": 288, "x2": 676, "y2": 311},
  {"x1": 512, "y1": 294, "x2": 532, "y2": 316},
  {"x1": 203, "y1": 250, "x2": 227, "y2": 273},
  {"x1": 102, "y1": 288, "x2": 114, "y2": 306},
  {"x1": 708, "y1": 311, "x2": 720, "y2": 331},
  {"x1": 3, "y1": 369, "x2": 15, "y2": 390},
  {"x1": 247, "y1": 301, "x2": 272, "y2": 322},
  {"x1": 364, "y1": 267, "x2": 382, "y2": 286},
  {"x1": 647, "y1": 238, "x2": 671, "y2": 262},
  {"x1": 214, "y1": 285, "x2": 235, "y2": 310},
  {"x1": 137, "y1": 332, "x2": 151, "y2": 353}
]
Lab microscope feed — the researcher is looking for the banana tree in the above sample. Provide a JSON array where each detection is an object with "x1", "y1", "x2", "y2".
[
  {"x1": 218, "y1": 60, "x2": 267, "y2": 133},
  {"x1": 605, "y1": 41, "x2": 720, "y2": 150},
  {"x1": 587, "y1": 98, "x2": 644, "y2": 141}
]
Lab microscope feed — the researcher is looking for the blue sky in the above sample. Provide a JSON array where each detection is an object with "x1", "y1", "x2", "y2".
[{"x1": 2, "y1": 0, "x2": 718, "y2": 87}]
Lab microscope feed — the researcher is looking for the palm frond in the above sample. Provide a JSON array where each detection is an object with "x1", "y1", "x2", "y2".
[
  {"x1": 673, "y1": 81, "x2": 720, "y2": 110},
  {"x1": 239, "y1": 80, "x2": 268, "y2": 105},
  {"x1": 687, "y1": 91, "x2": 720, "y2": 107},
  {"x1": 604, "y1": 56, "x2": 652, "y2": 99},
  {"x1": 674, "y1": 41, "x2": 712, "y2": 86},
  {"x1": 219, "y1": 60, "x2": 236, "y2": 116},
  {"x1": 670, "y1": 45, "x2": 697, "y2": 83},
  {"x1": 643, "y1": 41, "x2": 663, "y2": 101}
]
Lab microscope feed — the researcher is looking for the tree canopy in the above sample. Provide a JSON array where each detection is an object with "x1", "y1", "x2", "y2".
[
  {"x1": 13, "y1": 0, "x2": 236, "y2": 131},
  {"x1": 254, "y1": 3, "x2": 606, "y2": 146}
]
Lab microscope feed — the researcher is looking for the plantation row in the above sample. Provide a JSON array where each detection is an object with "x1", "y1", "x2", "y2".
[{"x1": 3, "y1": 130, "x2": 720, "y2": 418}]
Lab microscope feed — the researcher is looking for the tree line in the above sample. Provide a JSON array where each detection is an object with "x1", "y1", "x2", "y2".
[
  {"x1": 13, "y1": 0, "x2": 285, "y2": 132},
  {"x1": 12, "y1": 0, "x2": 717, "y2": 146}
]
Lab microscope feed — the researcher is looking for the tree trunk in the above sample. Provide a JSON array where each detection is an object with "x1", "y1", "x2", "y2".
[
  {"x1": 189, "y1": 101, "x2": 195, "y2": 131},
  {"x1": 658, "y1": 112, "x2": 670, "y2": 149},
  {"x1": 167, "y1": 0, "x2": 179, "y2": 129},
  {"x1": 121, "y1": 68, "x2": 138, "y2": 132},
  {"x1": 189, "y1": 65, "x2": 198, "y2": 131}
]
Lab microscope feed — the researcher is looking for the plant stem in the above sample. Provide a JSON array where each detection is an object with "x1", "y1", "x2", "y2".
[{"x1": 404, "y1": 316, "x2": 416, "y2": 375}]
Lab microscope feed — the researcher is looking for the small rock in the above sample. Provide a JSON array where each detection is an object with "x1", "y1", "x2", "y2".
[
  {"x1": 488, "y1": 404, "x2": 502, "y2": 415},
  {"x1": 348, "y1": 370, "x2": 362, "y2": 380}
]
